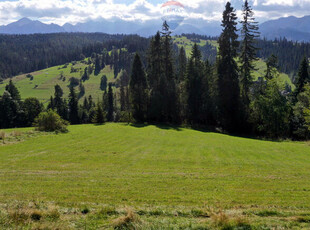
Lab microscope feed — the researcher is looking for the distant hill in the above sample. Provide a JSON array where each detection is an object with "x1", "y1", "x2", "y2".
[
  {"x1": 0, "y1": 18, "x2": 65, "y2": 34},
  {"x1": 260, "y1": 15, "x2": 310, "y2": 42},
  {"x1": 1, "y1": 16, "x2": 310, "y2": 41},
  {"x1": 0, "y1": 17, "x2": 220, "y2": 37}
]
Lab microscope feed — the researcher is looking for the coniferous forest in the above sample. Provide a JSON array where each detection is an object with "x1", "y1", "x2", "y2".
[{"x1": 1, "y1": 0, "x2": 310, "y2": 140}]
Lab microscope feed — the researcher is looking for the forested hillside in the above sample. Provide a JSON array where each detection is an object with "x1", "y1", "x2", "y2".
[
  {"x1": 0, "y1": 33, "x2": 149, "y2": 79},
  {"x1": 0, "y1": 32, "x2": 309, "y2": 81}
]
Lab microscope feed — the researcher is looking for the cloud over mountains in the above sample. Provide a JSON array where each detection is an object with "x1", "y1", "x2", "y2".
[{"x1": 0, "y1": 0, "x2": 310, "y2": 26}]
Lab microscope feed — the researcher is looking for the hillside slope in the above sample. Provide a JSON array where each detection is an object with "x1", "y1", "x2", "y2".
[
  {"x1": 0, "y1": 37, "x2": 295, "y2": 102},
  {"x1": 0, "y1": 123, "x2": 310, "y2": 228}
]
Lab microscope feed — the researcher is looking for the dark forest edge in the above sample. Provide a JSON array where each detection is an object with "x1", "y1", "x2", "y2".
[{"x1": 0, "y1": 0, "x2": 310, "y2": 141}]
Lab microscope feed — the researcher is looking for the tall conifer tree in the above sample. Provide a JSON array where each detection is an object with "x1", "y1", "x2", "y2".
[
  {"x1": 129, "y1": 53, "x2": 148, "y2": 122},
  {"x1": 240, "y1": 0, "x2": 259, "y2": 111},
  {"x1": 217, "y1": 2, "x2": 241, "y2": 132},
  {"x1": 68, "y1": 86, "x2": 79, "y2": 124}
]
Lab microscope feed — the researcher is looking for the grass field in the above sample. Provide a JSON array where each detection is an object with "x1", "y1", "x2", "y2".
[
  {"x1": 0, "y1": 123, "x2": 310, "y2": 229},
  {"x1": 0, "y1": 62, "x2": 116, "y2": 104}
]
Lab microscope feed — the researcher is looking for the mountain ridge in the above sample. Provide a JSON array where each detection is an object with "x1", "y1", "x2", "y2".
[{"x1": 0, "y1": 16, "x2": 309, "y2": 41}]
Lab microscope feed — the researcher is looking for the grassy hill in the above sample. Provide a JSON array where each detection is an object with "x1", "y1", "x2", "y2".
[
  {"x1": 0, "y1": 62, "x2": 116, "y2": 103},
  {"x1": 0, "y1": 124, "x2": 310, "y2": 229}
]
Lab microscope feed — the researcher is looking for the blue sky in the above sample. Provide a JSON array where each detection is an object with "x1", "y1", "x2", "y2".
[{"x1": 0, "y1": 0, "x2": 309, "y2": 25}]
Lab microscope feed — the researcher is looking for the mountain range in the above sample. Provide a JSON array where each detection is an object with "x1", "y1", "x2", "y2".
[{"x1": 0, "y1": 16, "x2": 309, "y2": 41}]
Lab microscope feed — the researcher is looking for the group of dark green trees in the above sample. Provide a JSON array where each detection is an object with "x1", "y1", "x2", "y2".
[
  {"x1": 129, "y1": 1, "x2": 310, "y2": 139},
  {"x1": 1, "y1": 1, "x2": 310, "y2": 140},
  {"x1": 0, "y1": 80, "x2": 43, "y2": 128}
]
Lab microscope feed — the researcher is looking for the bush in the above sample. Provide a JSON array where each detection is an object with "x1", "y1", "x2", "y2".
[
  {"x1": 34, "y1": 110, "x2": 69, "y2": 133},
  {"x1": 30, "y1": 211, "x2": 42, "y2": 221},
  {"x1": 81, "y1": 207, "x2": 90, "y2": 215}
]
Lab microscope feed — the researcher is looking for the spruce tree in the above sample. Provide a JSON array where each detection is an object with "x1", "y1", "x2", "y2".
[
  {"x1": 100, "y1": 75, "x2": 108, "y2": 91},
  {"x1": 68, "y1": 86, "x2": 79, "y2": 124},
  {"x1": 217, "y1": 2, "x2": 241, "y2": 132},
  {"x1": 94, "y1": 103, "x2": 105, "y2": 124},
  {"x1": 240, "y1": 0, "x2": 259, "y2": 110},
  {"x1": 107, "y1": 83, "x2": 114, "y2": 122},
  {"x1": 81, "y1": 67, "x2": 89, "y2": 82},
  {"x1": 147, "y1": 32, "x2": 164, "y2": 122},
  {"x1": 294, "y1": 57, "x2": 310, "y2": 101},
  {"x1": 5, "y1": 80, "x2": 21, "y2": 101},
  {"x1": 94, "y1": 54, "x2": 101, "y2": 76},
  {"x1": 186, "y1": 44, "x2": 205, "y2": 124},
  {"x1": 161, "y1": 21, "x2": 179, "y2": 123},
  {"x1": 265, "y1": 54, "x2": 278, "y2": 80},
  {"x1": 130, "y1": 53, "x2": 148, "y2": 123},
  {"x1": 178, "y1": 46, "x2": 187, "y2": 82}
]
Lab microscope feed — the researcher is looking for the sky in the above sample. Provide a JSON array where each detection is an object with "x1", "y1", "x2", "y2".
[{"x1": 0, "y1": 0, "x2": 310, "y2": 26}]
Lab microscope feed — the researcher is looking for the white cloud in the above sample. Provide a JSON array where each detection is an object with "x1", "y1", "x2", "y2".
[{"x1": 0, "y1": 0, "x2": 309, "y2": 25}]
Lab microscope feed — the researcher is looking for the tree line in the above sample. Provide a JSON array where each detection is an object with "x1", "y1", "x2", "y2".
[{"x1": 0, "y1": 33, "x2": 149, "y2": 80}]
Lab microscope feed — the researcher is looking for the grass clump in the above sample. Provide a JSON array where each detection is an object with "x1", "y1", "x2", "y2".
[
  {"x1": 98, "y1": 206, "x2": 118, "y2": 216},
  {"x1": 255, "y1": 210, "x2": 282, "y2": 217},
  {"x1": 45, "y1": 209, "x2": 60, "y2": 221},
  {"x1": 211, "y1": 211, "x2": 252, "y2": 230},
  {"x1": 8, "y1": 210, "x2": 29, "y2": 224},
  {"x1": 112, "y1": 208, "x2": 141, "y2": 230},
  {"x1": 191, "y1": 209, "x2": 210, "y2": 218},
  {"x1": 295, "y1": 216, "x2": 310, "y2": 223}
]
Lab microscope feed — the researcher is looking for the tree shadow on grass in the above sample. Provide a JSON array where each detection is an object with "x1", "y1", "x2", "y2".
[
  {"x1": 123, "y1": 123, "x2": 290, "y2": 142},
  {"x1": 129, "y1": 123, "x2": 183, "y2": 131}
]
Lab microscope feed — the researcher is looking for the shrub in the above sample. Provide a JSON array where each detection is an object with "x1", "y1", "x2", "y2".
[
  {"x1": 30, "y1": 211, "x2": 42, "y2": 221},
  {"x1": 81, "y1": 207, "x2": 90, "y2": 215},
  {"x1": 69, "y1": 77, "x2": 80, "y2": 87},
  {"x1": 34, "y1": 110, "x2": 69, "y2": 133},
  {"x1": 0, "y1": 131, "x2": 5, "y2": 144}
]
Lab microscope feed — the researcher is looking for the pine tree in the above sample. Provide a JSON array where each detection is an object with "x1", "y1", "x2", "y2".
[
  {"x1": 94, "y1": 54, "x2": 101, "y2": 76},
  {"x1": 81, "y1": 67, "x2": 89, "y2": 82},
  {"x1": 53, "y1": 85, "x2": 68, "y2": 120},
  {"x1": 178, "y1": 46, "x2": 187, "y2": 82},
  {"x1": 5, "y1": 80, "x2": 21, "y2": 101},
  {"x1": 147, "y1": 32, "x2": 164, "y2": 122},
  {"x1": 130, "y1": 53, "x2": 148, "y2": 122},
  {"x1": 119, "y1": 70, "x2": 129, "y2": 112},
  {"x1": 265, "y1": 54, "x2": 278, "y2": 80},
  {"x1": 107, "y1": 83, "x2": 114, "y2": 122},
  {"x1": 240, "y1": 0, "x2": 259, "y2": 110},
  {"x1": 217, "y1": 2, "x2": 241, "y2": 132},
  {"x1": 68, "y1": 87, "x2": 79, "y2": 124},
  {"x1": 161, "y1": 21, "x2": 179, "y2": 123},
  {"x1": 186, "y1": 44, "x2": 205, "y2": 124},
  {"x1": 0, "y1": 91, "x2": 20, "y2": 128},
  {"x1": 100, "y1": 75, "x2": 108, "y2": 91},
  {"x1": 293, "y1": 57, "x2": 310, "y2": 101},
  {"x1": 93, "y1": 103, "x2": 105, "y2": 124}
]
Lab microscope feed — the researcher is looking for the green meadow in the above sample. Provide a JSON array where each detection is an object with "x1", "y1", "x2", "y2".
[
  {"x1": 0, "y1": 123, "x2": 310, "y2": 229},
  {"x1": 0, "y1": 62, "x2": 116, "y2": 104}
]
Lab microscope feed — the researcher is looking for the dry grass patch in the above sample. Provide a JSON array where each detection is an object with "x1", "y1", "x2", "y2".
[{"x1": 112, "y1": 208, "x2": 142, "y2": 229}]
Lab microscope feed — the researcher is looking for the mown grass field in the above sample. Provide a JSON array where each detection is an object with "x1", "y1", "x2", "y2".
[{"x1": 0, "y1": 123, "x2": 310, "y2": 229}]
